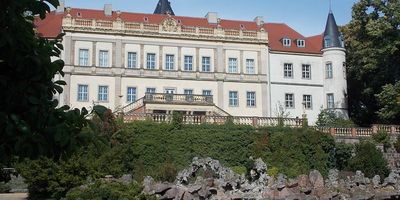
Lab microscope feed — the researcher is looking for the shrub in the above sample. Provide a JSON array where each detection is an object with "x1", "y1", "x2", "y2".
[
  {"x1": 333, "y1": 143, "x2": 353, "y2": 170},
  {"x1": 372, "y1": 130, "x2": 391, "y2": 150},
  {"x1": 156, "y1": 162, "x2": 178, "y2": 182},
  {"x1": 316, "y1": 109, "x2": 355, "y2": 127},
  {"x1": 231, "y1": 166, "x2": 247, "y2": 175},
  {"x1": 16, "y1": 155, "x2": 96, "y2": 200},
  {"x1": 171, "y1": 111, "x2": 183, "y2": 129},
  {"x1": 268, "y1": 167, "x2": 279, "y2": 179},
  {"x1": 260, "y1": 127, "x2": 335, "y2": 177},
  {"x1": 64, "y1": 181, "x2": 156, "y2": 200},
  {"x1": 348, "y1": 141, "x2": 390, "y2": 178},
  {"x1": 394, "y1": 137, "x2": 400, "y2": 153}
]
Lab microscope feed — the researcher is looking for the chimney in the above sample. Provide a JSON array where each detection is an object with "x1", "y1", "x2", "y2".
[
  {"x1": 56, "y1": 0, "x2": 65, "y2": 14},
  {"x1": 104, "y1": 4, "x2": 112, "y2": 16},
  {"x1": 254, "y1": 16, "x2": 264, "y2": 26},
  {"x1": 205, "y1": 12, "x2": 218, "y2": 24}
]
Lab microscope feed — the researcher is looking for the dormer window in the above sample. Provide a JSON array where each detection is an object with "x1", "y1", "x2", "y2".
[
  {"x1": 282, "y1": 38, "x2": 291, "y2": 47},
  {"x1": 297, "y1": 39, "x2": 305, "y2": 47},
  {"x1": 240, "y1": 24, "x2": 245, "y2": 29},
  {"x1": 77, "y1": 12, "x2": 81, "y2": 17},
  {"x1": 144, "y1": 17, "x2": 149, "y2": 22}
]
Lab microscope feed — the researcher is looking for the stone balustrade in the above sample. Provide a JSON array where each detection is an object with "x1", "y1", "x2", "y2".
[
  {"x1": 123, "y1": 113, "x2": 304, "y2": 128},
  {"x1": 62, "y1": 16, "x2": 268, "y2": 44},
  {"x1": 314, "y1": 124, "x2": 400, "y2": 138},
  {"x1": 143, "y1": 93, "x2": 214, "y2": 105}
]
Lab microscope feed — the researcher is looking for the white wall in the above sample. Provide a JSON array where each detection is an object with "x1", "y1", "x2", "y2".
[
  {"x1": 70, "y1": 75, "x2": 116, "y2": 110},
  {"x1": 269, "y1": 53, "x2": 325, "y2": 124}
]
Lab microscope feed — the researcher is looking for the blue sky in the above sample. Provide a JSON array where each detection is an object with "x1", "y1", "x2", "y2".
[{"x1": 62, "y1": 0, "x2": 359, "y2": 36}]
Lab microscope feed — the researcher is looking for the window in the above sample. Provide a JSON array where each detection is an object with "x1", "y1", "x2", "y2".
[
  {"x1": 164, "y1": 88, "x2": 176, "y2": 94},
  {"x1": 79, "y1": 49, "x2": 89, "y2": 66},
  {"x1": 327, "y1": 93, "x2": 335, "y2": 109},
  {"x1": 283, "y1": 38, "x2": 291, "y2": 47},
  {"x1": 229, "y1": 91, "x2": 239, "y2": 107},
  {"x1": 99, "y1": 50, "x2": 109, "y2": 67},
  {"x1": 127, "y1": 52, "x2": 137, "y2": 68},
  {"x1": 297, "y1": 39, "x2": 305, "y2": 47},
  {"x1": 202, "y1": 57, "x2": 211, "y2": 72},
  {"x1": 228, "y1": 58, "x2": 238, "y2": 73},
  {"x1": 302, "y1": 64, "x2": 311, "y2": 79},
  {"x1": 326, "y1": 62, "x2": 333, "y2": 79},
  {"x1": 285, "y1": 93, "x2": 294, "y2": 108},
  {"x1": 77, "y1": 84, "x2": 88, "y2": 101},
  {"x1": 165, "y1": 54, "x2": 175, "y2": 70},
  {"x1": 324, "y1": 38, "x2": 331, "y2": 48},
  {"x1": 127, "y1": 87, "x2": 137, "y2": 103},
  {"x1": 246, "y1": 59, "x2": 255, "y2": 74},
  {"x1": 202, "y1": 90, "x2": 212, "y2": 96},
  {"x1": 343, "y1": 62, "x2": 347, "y2": 80},
  {"x1": 247, "y1": 92, "x2": 256, "y2": 107},
  {"x1": 98, "y1": 86, "x2": 108, "y2": 102},
  {"x1": 184, "y1": 56, "x2": 193, "y2": 71},
  {"x1": 146, "y1": 88, "x2": 156, "y2": 94},
  {"x1": 303, "y1": 95, "x2": 312, "y2": 109},
  {"x1": 184, "y1": 89, "x2": 193, "y2": 95},
  {"x1": 146, "y1": 53, "x2": 156, "y2": 69},
  {"x1": 284, "y1": 63, "x2": 293, "y2": 78}
]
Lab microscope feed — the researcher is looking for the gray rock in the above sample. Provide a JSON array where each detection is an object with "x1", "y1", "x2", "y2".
[
  {"x1": 154, "y1": 183, "x2": 172, "y2": 194},
  {"x1": 119, "y1": 174, "x2": 132, "y2": 184},
  {"x1": 181, "y1": 191, "x2": 193, "y2": 200},
  {"x1": 309, "y1": 170, "x2": 324, "y2": 189},
  {"x1": 354, "y1": 171, "x2": 366, "y2": 185},
  {"x1": 188, "y1": 184, "x2": 202, "y2": 194},
  {"x1": 384, "y1": 171, "x2": 398, "y2": 185},
  {"x1": 254, "y1": 158, "x2": 267, "y2": 173},
  {"x1": 327, "y1": 169, "x2": 339, "y2": 188},
  {"x1": 198, "y1": 185, "x2": 210, "y2": 198},
  {"x1": 287, "y1": 178, "x2": 298, "y2": 188},
  {"x1": 143, "y1": 176, "x2": 155, "y2": 194},
  {"x1": 159, "y1": 186, "x2": 177, "y2": 200},
  {"x1": 276, "y1": 174, "x2": 287, "y2": 190},
  {"x1": 298, "y1": 174, "x2": 309, "y2": 188},
  {"x1": 372, "y1": 175, "x2": 380, "y2": 187}
]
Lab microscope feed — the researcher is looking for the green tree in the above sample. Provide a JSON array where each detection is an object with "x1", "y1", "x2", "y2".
[
  {"x1": 348, "y1": 141, "x2": 390, "y2": 178},
  {"x1": 376, "y1": 81, "x2": 400, "y2": 124},
  {"x1": 343, "y1": 0, "x2": 400, "y2": 125},
  {"x1": 316, "y1": 109, "x2": 355, "y2": 127},
  {"x1": 0, "y1": 0, "x2": 103, "y2": 178}
]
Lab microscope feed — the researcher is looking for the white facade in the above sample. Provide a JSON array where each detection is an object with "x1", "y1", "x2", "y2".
[{"x1": 42, "y1": 6, "x2": 348, "y2": 125}]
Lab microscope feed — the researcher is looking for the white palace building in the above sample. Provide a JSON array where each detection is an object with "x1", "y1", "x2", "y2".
[{"x1": 35, "y1": 0, "x2": 348, "y2": 124}]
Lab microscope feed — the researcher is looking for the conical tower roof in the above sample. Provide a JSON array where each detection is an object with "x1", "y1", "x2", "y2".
[
  {"x1": 154, "y1": 0, "x2": 175, "y2": 15},
  {"x1": 323, "y1": 12, "x2": 343, "y2": 48}
]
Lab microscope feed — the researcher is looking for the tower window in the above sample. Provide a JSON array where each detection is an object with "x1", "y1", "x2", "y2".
[
  {"x1": 324, "y1": 38, "x2": 331, "y2": 48},
  {"x1": 326, "y1": 62, "x2": 333, "y2": 79}
]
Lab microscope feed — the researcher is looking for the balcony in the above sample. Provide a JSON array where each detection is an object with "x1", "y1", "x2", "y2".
[{"x1": 144, "y1": 93, "x2": 213, "y2": 106}]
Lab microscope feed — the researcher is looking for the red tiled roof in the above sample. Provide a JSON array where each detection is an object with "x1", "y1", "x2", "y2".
[
  {"x1": 35, "y1": 8, "x2": 323, "y2": 54},
  {"x1": 264, "y1": 23, "x2": 322, "y2": 54}
]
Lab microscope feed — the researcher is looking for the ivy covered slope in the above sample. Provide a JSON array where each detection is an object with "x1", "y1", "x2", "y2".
[{"x1": 17, "y1": 119, "x2": 390, "y2": 199}]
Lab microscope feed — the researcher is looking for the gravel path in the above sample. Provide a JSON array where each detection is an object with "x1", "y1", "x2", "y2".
[{"x1": 0, "y1": 193, "x2": 28, "y2": 200}]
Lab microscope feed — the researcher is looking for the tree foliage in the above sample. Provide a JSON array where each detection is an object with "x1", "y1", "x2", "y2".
[
  {"x1": 316, "y1": 109, "x2": 355, "y2": 127},
  {"x1": 348, "y1": 141, "x2": 390, "y2": 178},
  {"x1": 375, "y1": 81, "x2": 400, "y2": 124},
  {"x1": 0, "y1": 0, "x2": 103, "y2": 172},
  {"x1": 343, "y1": 0, "x2": 400, "y2": 125}
]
